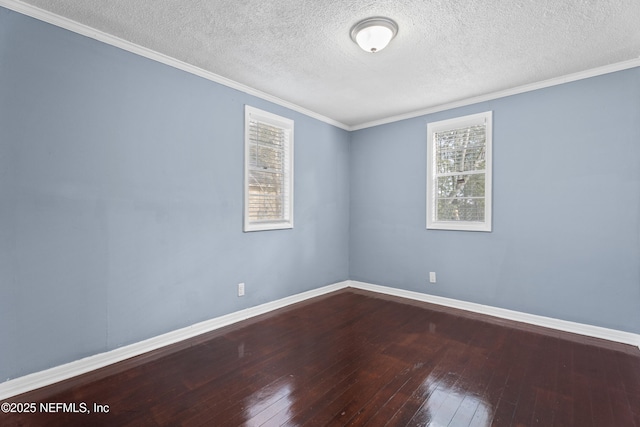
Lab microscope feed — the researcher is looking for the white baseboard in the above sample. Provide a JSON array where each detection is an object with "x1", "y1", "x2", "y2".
[
  {"x1": 3, "y1": 279, "x2": 638, "y2": 399},
  {"x1": 0, "y1": 281, "x2": 350, "y2": 400},
  {"x1": 348, "y1": 280, "x2": 640, "y2": 349}
]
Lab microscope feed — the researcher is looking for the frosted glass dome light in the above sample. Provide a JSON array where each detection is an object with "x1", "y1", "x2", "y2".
[{"x1": 350, "y1": 17, "x2": 398, "y2": 53}]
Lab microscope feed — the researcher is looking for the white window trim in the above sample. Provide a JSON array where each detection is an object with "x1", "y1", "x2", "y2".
[
  {"x1": 426, "y1": 111, "x2": 492, "y2": 232},
  {"x1": 244, "y1": 105, "x2": 294, "y2": 232}
]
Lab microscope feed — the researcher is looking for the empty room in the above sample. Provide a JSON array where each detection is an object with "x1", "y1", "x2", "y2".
[{"x1": 1, "y1": 0, "x2": 639, "y2": 426}]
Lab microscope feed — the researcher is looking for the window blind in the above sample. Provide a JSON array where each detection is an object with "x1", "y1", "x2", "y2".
[
  {"x1": 248, "y1": 120, "x2": 290, "y2": 221},
  {"x1": 244, "y1": 106, "x2": 294, "y2": 231}
]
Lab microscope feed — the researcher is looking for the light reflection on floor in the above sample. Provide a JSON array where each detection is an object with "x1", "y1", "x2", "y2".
[
  {"x1": 411, "y1": 373, "x2": 492, "y2": 426},
  {"x1": 243, "y1": 377, "x2": 294, "y2": 425}
]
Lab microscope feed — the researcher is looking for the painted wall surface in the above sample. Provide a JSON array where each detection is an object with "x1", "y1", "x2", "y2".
[
  {"x1": 0, "y1": 7, "x2": 350, "y2": 381},
  {"x1": 350, "y1": 67, "x2": 640, "y2": 334},
  {"x1": 2, "y1": 4, "x2": 640, "y2": 386}
]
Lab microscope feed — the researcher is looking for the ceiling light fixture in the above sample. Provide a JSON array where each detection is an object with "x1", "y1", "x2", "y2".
[{"x1": 350, "y1": 17, "x2": 398, "y2": 53}]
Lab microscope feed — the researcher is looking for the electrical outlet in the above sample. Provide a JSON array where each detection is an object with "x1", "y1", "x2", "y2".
[
  {"x1": 238, "y1": 282, "x2": 245, "y2": 297},
  {"x1": 429, "y1": 272, "x2": 436, "y2": 283}
]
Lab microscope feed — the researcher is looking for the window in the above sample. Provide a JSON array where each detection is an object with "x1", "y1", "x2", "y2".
[
  {"x1": 427, "y1": 111, "x2": 492, "y2": 231},
  {"x1": 244, "y1": 106, "x2": 294, "y2": 232}
]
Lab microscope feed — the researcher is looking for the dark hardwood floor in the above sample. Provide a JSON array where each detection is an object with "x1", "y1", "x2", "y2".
[{"x1": 3, "y1": 289, "x2": 640, "y2": 426}]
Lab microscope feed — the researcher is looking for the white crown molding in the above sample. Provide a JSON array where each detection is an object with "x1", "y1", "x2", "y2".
[
  {"x1": 3, "y1": 1, "x2": 639, "y2": 132},
  {"x1": 350, "y1": 58, "x2": 640, "y2": 131},
  {"x1": 0, "y1": 0, "x2": 351, "y2": 131},
  {"x1": 0, "y1": 281, "x2": 350, "y2": 400},
  {"x1": 348, "y1": 280, "x2": 640, "y2": 348}
]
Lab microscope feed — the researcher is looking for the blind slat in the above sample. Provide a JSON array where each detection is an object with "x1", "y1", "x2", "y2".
[{"x1": 246, "y1": 114, "x2": 292, "y2": 225}]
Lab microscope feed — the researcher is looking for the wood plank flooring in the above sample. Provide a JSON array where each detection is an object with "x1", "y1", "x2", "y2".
[{"x1": 2, "y1": 289, "x2": 640, "y2": 426}]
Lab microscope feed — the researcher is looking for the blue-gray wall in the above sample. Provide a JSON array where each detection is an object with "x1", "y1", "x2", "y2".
[
  {"x1": 350, "y1": 67, "x2": 640, "y2": 334},
  {"x1": 2, "y1": 5, "x2": 640, "y2": 384},
  {"x1": 0, "y1": 8, "x2": 350, "y2": 381}
]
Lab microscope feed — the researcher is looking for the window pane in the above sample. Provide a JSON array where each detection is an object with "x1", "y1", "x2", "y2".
[
  {"x1": 435, "y1": 125, "x2": 485, "y2": 151},
  {"x1": 435, "y1": 125, "x2": 486, "y2": 173},
  {"x1": 250, "y1": 143, "x2": 283, "y2": 171},
  {"x1": 436, "y1": 198, "x2": 485, "y2": 222},
  {"x1": 248, "y1": 169, "x2": 284, "y2": 221},
  {"x1": 249, "y1": 122, "x2": 286, "y2": 171},
  {"x1": 249, "y1": 122, "x2": 285, "y2": 147},
  {"x1": 248, "y1": 194, "x2": 283, "y2": 220},
  {"x1": 437, "y1": 174, "x2": 485, "y2": 199},
  {"x1": 436, "y1": 146, "x2": 486, "y2": 174}
]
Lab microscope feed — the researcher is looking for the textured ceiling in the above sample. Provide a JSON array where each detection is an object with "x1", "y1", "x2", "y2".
[{"x1": 12, "y1": 0, "x2": 640, "y2": 127}]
